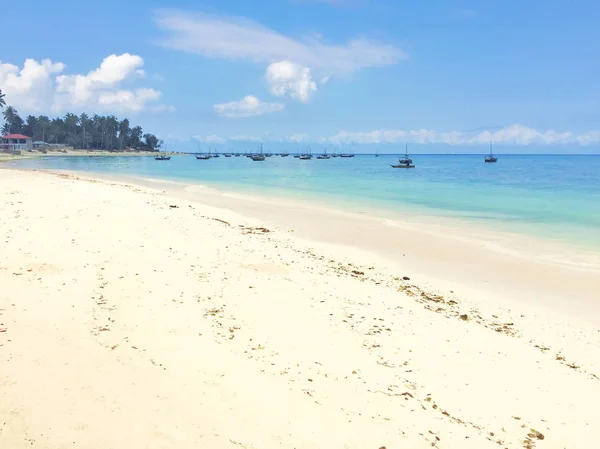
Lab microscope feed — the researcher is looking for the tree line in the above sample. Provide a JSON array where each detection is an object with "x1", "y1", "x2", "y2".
[{"x1": 0, "y1": 90, "x2": 162, "y2": 151}]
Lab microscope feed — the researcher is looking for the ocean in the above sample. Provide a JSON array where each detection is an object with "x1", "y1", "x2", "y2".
[{"x1": 8, "y1": 154, "x2": 600, "y2": 250}]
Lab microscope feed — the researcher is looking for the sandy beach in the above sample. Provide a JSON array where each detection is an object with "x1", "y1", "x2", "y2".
[
  {"x1": 0, "y1": 149, "x2": 178, "y2": 163},
  {"x1": 1, "y1": 168, "x2": 600, "y2": 449}
]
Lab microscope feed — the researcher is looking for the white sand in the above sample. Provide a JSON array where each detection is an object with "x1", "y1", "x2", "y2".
[{"x1": 1, "y1": 168, "x2": 599, "y2": 449}]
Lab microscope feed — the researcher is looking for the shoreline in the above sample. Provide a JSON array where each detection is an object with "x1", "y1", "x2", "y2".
[
  {"x1": 9, "y1": 163, "x2": 600, "y2": 266},
  {"x1": 0, "y1": 149, "x2": 187, "y2": 163},
  {"x1": 2, "y1": 168, "x2": 600, "y2": 448},
  {"x1": 129, "y1": 173, "x2": 600, "y2": 267},
  {"x1": 7, "y1": 166, "x2": 600, "y2": 319},
  {"x1": 5, "y1": 154, "x2": 600, "y2": 256},
  {"x1": 101, "y1": 171, "x2": 600, "y2": 321}
]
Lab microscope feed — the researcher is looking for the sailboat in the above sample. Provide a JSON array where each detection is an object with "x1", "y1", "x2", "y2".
[
  {"x1": 485, "y1": 141, "x2": 498, "y2": 163},
  {"x1": 391, "y1": 143, "x2": 415, "y2": 168},
  {"x1": 251, "y1": 144, "x2": 266, "y2": 161},
  {"x1": 317, "y1": 148, "x2": 330, "y2": 159},
  {"x1": 195, "y1": 144, "x2": 211, "y2": 160},
  {"x1": 375, "y1": 151, "x2": 379, "y2": 157},
  {"x1": 398, "y1": 143, "x2": 413, "y2": 164},
  {"x1": 340, "y1": 150, "x2": 355, "y2": 158},
  {"x1": 299, "y1": 146, "x2": 312, "y2": 160},
  {"x1": 154, "y1": 144, "x2": 171, "y2": 160}
]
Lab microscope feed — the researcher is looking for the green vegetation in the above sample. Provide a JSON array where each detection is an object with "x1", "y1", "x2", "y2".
[
  {"x1": 1, "y1": 102, "x2": 162, "y2": 151},
  {"x1": 0, "y1": 89, "x2": 5, "y2": 109}
]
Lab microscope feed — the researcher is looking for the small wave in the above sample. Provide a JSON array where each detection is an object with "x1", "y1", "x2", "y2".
[{"x1": 132, "y1": 177, "x2": 190, "y2": 186}]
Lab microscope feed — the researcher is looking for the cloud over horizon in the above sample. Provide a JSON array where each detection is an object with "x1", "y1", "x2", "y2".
[
  {"x1": 182, "y1": 125, "x2": 600, "y2": 146},
  {"x1": 326, "y1": 124, "x2": 600, "y2": 145}
]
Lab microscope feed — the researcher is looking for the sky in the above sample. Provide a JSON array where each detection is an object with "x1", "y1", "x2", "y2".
[{"x1": 1, "y1": 0, "x2": 599, "y2": 153}]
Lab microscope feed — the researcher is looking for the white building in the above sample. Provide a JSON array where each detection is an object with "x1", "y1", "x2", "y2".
[{"x1": 1, "y1": 134, "x2": 33, "y2": 152}]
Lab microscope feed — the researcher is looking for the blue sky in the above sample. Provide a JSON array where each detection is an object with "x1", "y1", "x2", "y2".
[{"x1": 1, "y1": 0, "x2": 599, "y2": 152}]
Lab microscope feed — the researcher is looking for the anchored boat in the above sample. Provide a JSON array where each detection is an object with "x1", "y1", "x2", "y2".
[
  {"x1": 251, "y1": 144, "x2": 266, "y2": 161},
  {"x1": 317, "y1": 148, "x2": 330, "y2": 159},
  {"x1": 391, "y1": 143, "x2": 415, "y2": 168},
  {"x1": 155, "y1": 144, "x2": 171, "y2": 160},
  {"x1": 485, "y1": 141, "x2": 498, "y2": 163}
]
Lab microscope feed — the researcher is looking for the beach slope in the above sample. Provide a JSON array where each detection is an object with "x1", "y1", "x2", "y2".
[{"x1": 1, "y1": 169, "x2": 599, "y2": 449}]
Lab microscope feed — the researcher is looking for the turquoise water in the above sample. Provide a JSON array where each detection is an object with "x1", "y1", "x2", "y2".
[{"x1": 8, "y1": 154, "x2": 600, "y2": 249}]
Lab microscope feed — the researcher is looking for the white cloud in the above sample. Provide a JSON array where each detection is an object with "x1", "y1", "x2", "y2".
[
  {"x1": 192, "y1": 134, "x2": 264, "y2": 143},
  {"x1": 150, "y1": 104, "x2": 176, "y2": 113},
  {"x1": 193, "y1": 134, "x2": 226, "y2": 143},
  {"x1": 230, "y1": 135, "x2": 263, "y2": 142},
  {"x1": 154, "y1": 9, "x2": 406, "y2": 75},
  {"x1": 285, "y1": 133, "x2": 310, "y2": 142},
  {"x1": 213, "y1": 95, "x2": 284, "y2": 118},
  {"x1": 0, "y1": 54, "x2": 171, "y2": 113},
  {"x1": 54, "y1": 53, "x2": 167, "y2": 112},
  {"x1": 0, "y1": 58, "x2": 65, "y2": 112},
  {"x1": 576, "y1": 131, "x2": 600, "y2": 145},
  {"x1": 95, "y1": 87, "x2": 161, "y2": 112},
  {"x1": 326, "y1": 124, "x2": 600, "y2": 145},
  {"x1": 265, "y1": 61, "x2": 317, "y2": 102}
]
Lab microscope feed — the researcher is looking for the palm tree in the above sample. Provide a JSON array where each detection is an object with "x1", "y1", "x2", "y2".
[
  {"x1": 38, "y1": 116, "x2": 51, "y2": 142},
  {"x1": 24, "y1": 115, "x2": 39, "y2": 139},
  {"x1": 106, "y1": 115, "x2": 119, "y2": 150},
  {"x1": 63, "y1": 113, "x2": 79, "y2": 147},
  {"x1": 0, "y1": 107, "x2": 156, "y2": 151},
  {"x1": 91, "y1": 114, "x2": 102, "y2": 148},
  {"x1": 49, "y1": 118, "x2": 65, "y2": 144},
  {"x1": 128, "y1": 126, "x2": 143, "y2": 148},
  {"x1": 64, "y1": 113, "x2": 79, "y2": 133},
  {"x1": 118, "y1": 118, "x2": 130, "y2": 150},
  {"x1": 2, "y1": 106, "x2": 23, "y2": 134},
  {"x1": 143, "y1": 133, "x2": 159, "y2": 151},
  {"x1": 80, "y1": 113, "x2": 90, "y2": 149}
]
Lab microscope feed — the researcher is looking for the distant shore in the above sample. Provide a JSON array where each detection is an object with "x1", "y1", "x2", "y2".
[
  {"x1": 0, "y1": 148, "x2": 186, "y2": 162},
  {"x1": 1, "y1": 167, "x2": 600, "y2": 448}
]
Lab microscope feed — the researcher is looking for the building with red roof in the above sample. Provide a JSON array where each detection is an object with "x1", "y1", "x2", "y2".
[
  {"x1": 3, "y1": 134, "x2": 31, "y2": 140},
  {"x1": 1, "y1": 133, "x2": 33, "y2": 152}
]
